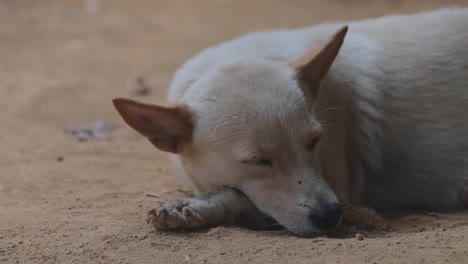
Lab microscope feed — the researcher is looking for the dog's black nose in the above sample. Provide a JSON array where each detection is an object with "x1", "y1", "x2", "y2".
[{"x1": 309, "y1": 202, "x2": 343, "y2": 230}]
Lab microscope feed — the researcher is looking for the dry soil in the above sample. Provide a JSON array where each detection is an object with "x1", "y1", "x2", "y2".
[{"x1": 2, "y1": 1, "x2": 468, "y2": 263}]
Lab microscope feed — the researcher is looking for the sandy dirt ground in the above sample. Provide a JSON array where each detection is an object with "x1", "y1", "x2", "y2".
[{"x1": 1, "y1": 0, "x2": 468, "y2": 263}]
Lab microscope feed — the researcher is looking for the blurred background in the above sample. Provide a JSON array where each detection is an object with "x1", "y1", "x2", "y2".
[
  {"x1": 1, "y1": 0, "x2": 467, "y2": 124},
  {"x1": 1, "y1": 1, "x2": 468, "y2": 263}
]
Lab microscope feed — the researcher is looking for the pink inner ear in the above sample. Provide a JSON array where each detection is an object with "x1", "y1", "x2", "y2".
[{"x1": 112, "y1": 98, "x2": 193, "y2": 153}]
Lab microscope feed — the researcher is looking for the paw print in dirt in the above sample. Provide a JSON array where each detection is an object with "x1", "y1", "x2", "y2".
[{"x1": 147, "y1": 199, "x2": 207, "y2": 230}]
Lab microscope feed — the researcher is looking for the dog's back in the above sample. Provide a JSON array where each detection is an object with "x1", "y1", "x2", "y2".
[
  {"x1": 168, "y1": 8, "x2": 468, "y2": 210},
  {"x1": 169, "y1": 8, "x2": 467, "y2": 99},
  {"x1": 346, "y1": 9, "x2": 468, "y2": 210}
]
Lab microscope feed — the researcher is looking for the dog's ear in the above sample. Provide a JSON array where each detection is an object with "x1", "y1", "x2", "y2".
[
  {"x1": 292, "y1": 26, "x2": 348, "y2": 102},
  {"x1": 112, "y1": 98, "x2": 193, "y2": 154}
]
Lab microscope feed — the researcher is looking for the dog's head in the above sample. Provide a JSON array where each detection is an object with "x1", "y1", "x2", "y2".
[{"x1": 113, "y1": 26, "x2": 348, "y2": 237}]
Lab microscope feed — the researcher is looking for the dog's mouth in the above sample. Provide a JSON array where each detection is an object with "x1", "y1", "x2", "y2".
[
  {"x1": 229, "y1": 189, "x2": 341, "y2": 238},
  {"x1": 227, "y1": 187, "x2": 342, "y2": 237},
  {"x1": 260, "y1": 202, "x2": 343, "y2": 237}
]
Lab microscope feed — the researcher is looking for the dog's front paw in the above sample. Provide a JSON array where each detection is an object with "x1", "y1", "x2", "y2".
[{"x1": 147, "y1": 199, "x2": 207, "y2": 231}]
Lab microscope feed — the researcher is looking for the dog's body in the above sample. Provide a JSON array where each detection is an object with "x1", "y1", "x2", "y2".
[{"x1": 114, "y1": 8, "x2": 468, "y2": 237}]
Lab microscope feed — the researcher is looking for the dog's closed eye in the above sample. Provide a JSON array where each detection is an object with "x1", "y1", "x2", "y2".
[
  {"x1": 255, "y1": 159, "x2": 273, "y2": 167},
  {"x1": 306, "y1": 135, "x2": 321, "y2": 151},
  {"x1": 241, "y1": 157, "x2": 273, "y2": 168}
]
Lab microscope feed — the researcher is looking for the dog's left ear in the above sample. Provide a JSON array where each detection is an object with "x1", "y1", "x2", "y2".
[
  {"x1": 112, "y1": 98, "x2": 193, "y2": 154},
  {"x1": 292, "y1": 26, "x2": 348, "y2": 103}
]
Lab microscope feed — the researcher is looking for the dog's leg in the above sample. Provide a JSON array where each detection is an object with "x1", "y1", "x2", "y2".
[{"x1": 147, "y1": 187, "x2": 277, "y2": 231}]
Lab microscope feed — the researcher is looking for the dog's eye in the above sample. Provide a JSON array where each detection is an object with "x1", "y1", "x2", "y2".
[
  {"x1": 241, "y1": 158, "x2": 273, "y2": 168},
  {"x1": 306, "y1": 136, "x2": 321, "y2": 151},
  {"x1": 255, "y1": 159, "x2": 272, "y2": 167}
]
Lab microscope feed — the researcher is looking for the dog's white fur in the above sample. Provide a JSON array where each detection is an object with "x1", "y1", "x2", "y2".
[{"x1": 115, "y1": 8, "x2": 468, "y2": 237}]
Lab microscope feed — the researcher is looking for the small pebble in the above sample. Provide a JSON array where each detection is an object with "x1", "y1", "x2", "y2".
[
  {"x1": 57, "y1": 156, "x2": 64, "y2": 162},
  {"x1": 144, "y1": 187, "x2": 160, "y2": 198},
  {"x1": 131, "y1": 77, "x2": 151, "y2": 95},
  {"x1": 355, "y1": 233, "x2": 365, "y2": 240}
]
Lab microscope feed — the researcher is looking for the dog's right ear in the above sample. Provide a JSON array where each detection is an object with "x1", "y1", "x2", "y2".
[
  {"x1": 292, "y1": 26, "x2": 348, "y2": 103},
  {"x1": 112, "y1": 98, "x2": 193, "y2": 154}
]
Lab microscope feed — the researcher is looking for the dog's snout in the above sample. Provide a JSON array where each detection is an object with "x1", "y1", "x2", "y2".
[{"x1": 309, "y1": 202, "x2": 343, "y2": 230}]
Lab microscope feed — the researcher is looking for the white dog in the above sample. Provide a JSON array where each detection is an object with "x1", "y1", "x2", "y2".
[{"x1": 113, "y1": 8, "x2": 468, "y2": 237}]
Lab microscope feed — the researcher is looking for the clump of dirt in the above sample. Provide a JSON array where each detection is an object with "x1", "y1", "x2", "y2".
[
  {"x1": 342, "y1": 206, "x2": 391, "y2": 231},
  {"x1": 328, "y1": 206, "x2": 390, "y2": 238}
]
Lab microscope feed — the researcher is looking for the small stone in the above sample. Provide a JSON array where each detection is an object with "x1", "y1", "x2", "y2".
[
  {"x1": 57, "y1": 156, "x2": 64, "y2": 162},
  {"x1": 144, "y1": 188, "x2": 160, "y2": 198},
  {"x1": 131, "y1": 77, "x2": 151, "y2": 95},
  {"x1": 355, "y1": 233, "x2": 365, "y2": 240}
]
